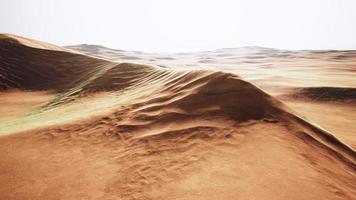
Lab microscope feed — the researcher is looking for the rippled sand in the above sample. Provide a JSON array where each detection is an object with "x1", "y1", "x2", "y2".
[{"x1": 0, "y1": 34, "x2": 355, "y2": 200}]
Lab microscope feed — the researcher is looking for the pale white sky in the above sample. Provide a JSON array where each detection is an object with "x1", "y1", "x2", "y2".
[{"x1": 1, "y1": 0, "x2": 356, "y2": 52}]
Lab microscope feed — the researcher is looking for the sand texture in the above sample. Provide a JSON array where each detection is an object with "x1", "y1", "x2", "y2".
[{"x1": 0, "y1": 34, "x2": 355, "y2": 200}]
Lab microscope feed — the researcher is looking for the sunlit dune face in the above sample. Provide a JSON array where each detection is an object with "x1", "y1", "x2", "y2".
[{"x1": 0, "y1": 90, "x2": 55, "y2": 121}]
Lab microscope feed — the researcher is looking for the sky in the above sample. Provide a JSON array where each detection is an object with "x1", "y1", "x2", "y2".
[{"x1": 1, "y1": 0, "x2": 356, "y2": 53}]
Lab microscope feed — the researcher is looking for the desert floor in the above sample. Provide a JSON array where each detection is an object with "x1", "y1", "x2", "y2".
[{"x1": 0, "y1": 34, "x2": 355, "y2": 200}]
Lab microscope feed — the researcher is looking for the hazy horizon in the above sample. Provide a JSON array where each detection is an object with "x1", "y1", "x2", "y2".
[{"x1": 1, "y1": 0, "x2": 356, "y2": 53}]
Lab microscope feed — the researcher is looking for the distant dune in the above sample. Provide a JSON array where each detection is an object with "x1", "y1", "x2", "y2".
[
  {"x1": 0, "y1": 34, "x2": 355, "y2": 200},
  {"x1": 283, "y1": 87, "x2": 356, "y2": 102}
]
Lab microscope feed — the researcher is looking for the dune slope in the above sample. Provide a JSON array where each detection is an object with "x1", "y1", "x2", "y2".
[
  {"x1": 0, "y1": 34, "x2": 355, "y2": 200},
  {"x1": 0, "y1": 34, "x2": 109, "y2": 91},
  {"x1": 69, "y1": 43, "x2": 356, "y2": 148}
]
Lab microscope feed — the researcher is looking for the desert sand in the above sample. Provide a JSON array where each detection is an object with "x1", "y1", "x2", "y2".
[
  {"x1": 0, "y1": 34, "x2": 355, "y2": 200},
  {"x1": 69, "y1": 44, "x2": 356, "y2": 148}
]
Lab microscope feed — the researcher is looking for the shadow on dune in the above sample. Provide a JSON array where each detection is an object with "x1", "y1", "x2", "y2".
[{"x1": 286, "y1": 87, "x2": 356, "y2": 102}]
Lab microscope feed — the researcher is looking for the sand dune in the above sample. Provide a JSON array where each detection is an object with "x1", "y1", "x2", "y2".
[
  {"x1": 69, "y1": 42, "x2": 356, "y2": 147},
  {"x1": 0, "y1": 33, "x2": 74, "y2": 53},
  {"x1": 0, "y1": 34, "x2": 355, "y2": 200},
  {"x1": 282, "y1": 87, "x2": 356, "y2": 102},
  {"x1": 0, "y1": 35, "x2": 109, "y2": 91}
]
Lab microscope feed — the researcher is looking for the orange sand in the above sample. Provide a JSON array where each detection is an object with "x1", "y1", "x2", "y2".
[{"x1": 0, "y1": 34, "x2": 355, "y2": 200}]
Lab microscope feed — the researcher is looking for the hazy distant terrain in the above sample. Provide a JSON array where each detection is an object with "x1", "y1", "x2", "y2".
[{"x1": 0, "y1": 34, "x2": 355, "y2": 200}]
